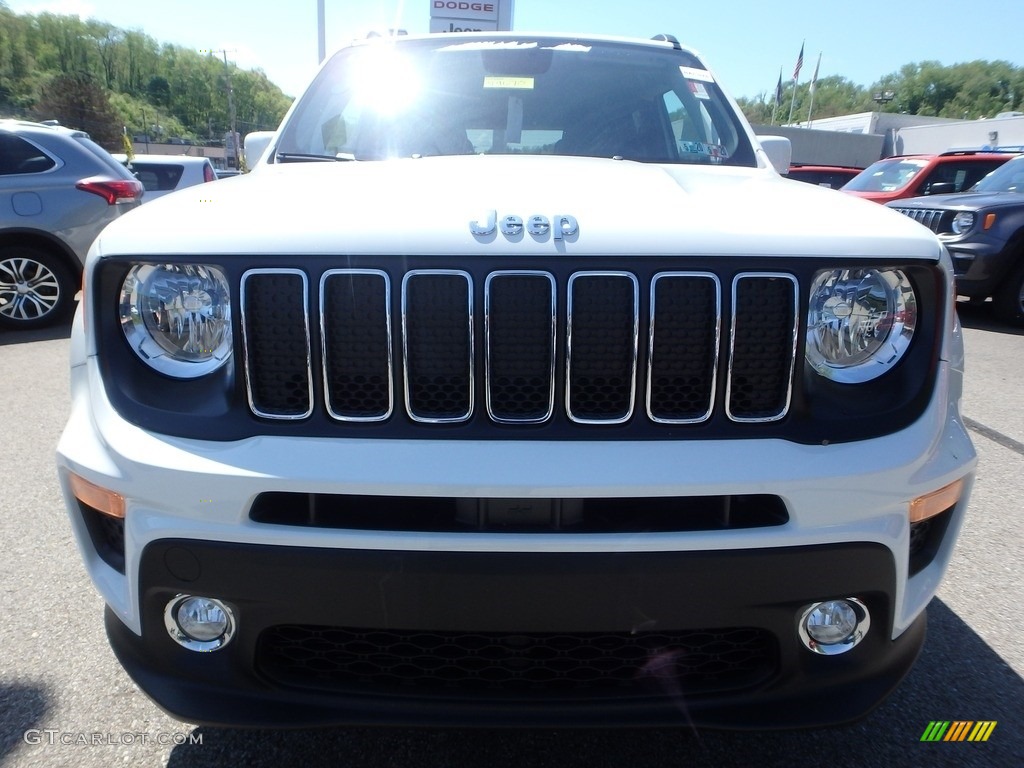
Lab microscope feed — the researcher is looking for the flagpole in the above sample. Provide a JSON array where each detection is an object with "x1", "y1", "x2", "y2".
[
  {"x1": 771, "y1": 67, "x2": 782, "y2": 125},
  {"x1": 787, "y1": 41, "x2": 804, "y2": 125},
  {"x1": 806, "y1": 52, "x2": 821, "y2": 127}
]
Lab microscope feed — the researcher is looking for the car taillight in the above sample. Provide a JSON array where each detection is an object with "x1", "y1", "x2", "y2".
[
  {"x1": 203, "y1": 165, "x2": 216, "y2": 183},
  {"x1": 76, "y1": 176, "x2": 144, "y2": 205}
]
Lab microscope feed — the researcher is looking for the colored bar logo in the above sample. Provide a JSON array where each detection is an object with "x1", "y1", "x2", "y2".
[{"x1": 920, "y1": 721, "x2": 997, "y2": 742}]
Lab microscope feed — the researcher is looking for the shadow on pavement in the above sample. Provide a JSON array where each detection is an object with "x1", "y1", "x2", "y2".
[
  {"x1": 0, "y1": 316, "x2": 73, "y2": 346},
  {"x1": 956, "y1": 299, "x2": 1024, "y2": 336},
  {"x1": 166, "y1": 599, "x2": 1022, "y2": 768},
  {"x1": 0, "y1": 682, "x2": 52, "y2": 762}
]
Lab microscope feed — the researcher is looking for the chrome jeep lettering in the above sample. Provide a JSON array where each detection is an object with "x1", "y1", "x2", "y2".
[
  {"x1": 470, "y1": 210, "x2": 578, "y2": 240},
  {"x1": 469, "y1": 210, "x2": 497, "y2": 236},
  {"x1": 501, "y1": 215, "x2": 523, "y2": 236}
]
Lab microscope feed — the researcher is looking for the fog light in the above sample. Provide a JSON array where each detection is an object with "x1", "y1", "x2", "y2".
[
  {"x1": 798, "y1": 598, "x2": 870, "y2": 655},
  {"x1": 164, "y1": 595, "x2": 235, "y2": 652}
]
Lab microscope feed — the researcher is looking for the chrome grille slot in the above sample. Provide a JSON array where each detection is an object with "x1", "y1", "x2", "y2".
[
  {"x1": 727, "y1": 273, "x2": 798, "y2": 422},
  {"x1": 485, "y1": 271, "x2": 556, "y2": 423},
  {"x1": 566, "y1": 272, "x2": 639, "y2": 424},
  {"x1": 647, "y1": 273, "x2": 720, "y2": 423},
  {"x1": 240, "y1": 269, "x2": 313, "y2": 419},
  {"x1": 320, "y1": 270, "x2": 392, "y2": 421},
  {"x1": 402, "y1": 270, "x2": 474, "y2": 423}
]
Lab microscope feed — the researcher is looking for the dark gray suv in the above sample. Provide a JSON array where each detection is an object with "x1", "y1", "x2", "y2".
[{"x1": 0, "y1": 120, "x2": 143, "y2": 329}]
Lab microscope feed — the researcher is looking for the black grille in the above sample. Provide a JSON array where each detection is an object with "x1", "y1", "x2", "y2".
[
  {"x1": 241, "y1": 270, "x2": 312, "y2": 418},
  {"x1": 891, "y1": 207, "x2": 950, "y2": 234},
  {"x1": 240, "y1": 267, "x2": 798, "y2": 425},
  {"x1": 322, "y1": 271, "x2": 392, "y2": 420},
  {"x1": 256, "y1": 625, "x2": 777, "y2": 694}
]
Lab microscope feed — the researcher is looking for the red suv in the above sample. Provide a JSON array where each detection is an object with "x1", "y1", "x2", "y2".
[{"x1": 841, "y1": 151, "x2": 1013, "y2": 204}]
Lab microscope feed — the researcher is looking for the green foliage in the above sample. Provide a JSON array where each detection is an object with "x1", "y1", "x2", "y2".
[
  {"x1": 738, "y1": 60, "x2": 1024, "y2": 125},
  {"x1": 0, "y1": 8, "x2": 292, "y2": 145}
]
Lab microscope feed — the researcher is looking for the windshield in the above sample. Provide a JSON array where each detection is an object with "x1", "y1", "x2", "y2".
[
  {"x1": 968, "y1": 155, "x2": 1024, "y2": 193},
  {"x1": 275, "y1": 37, "x2": 755, "y2": 166},
  {"x1": 842, "y1": 158, "x2": 928, "y2": 192}
]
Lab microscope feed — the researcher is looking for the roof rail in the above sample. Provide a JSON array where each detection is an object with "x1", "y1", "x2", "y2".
[
  {"x1": 941, "y1": 146, "x2": 1024, "y2": 155},
  {"x1": 651, "y1": 34, "x2": 681, "y2": 49}
]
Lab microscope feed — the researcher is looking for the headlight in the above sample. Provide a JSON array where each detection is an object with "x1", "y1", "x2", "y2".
[
  {"x1": 806, "y1": 268, "x2": 916, "y2": 383},
  {"x1": 119, "y1": 263, "x2": 232, "y2": 378},
  {"x1": 951, "y1": 211, "x2": 975, "y2": 235}
]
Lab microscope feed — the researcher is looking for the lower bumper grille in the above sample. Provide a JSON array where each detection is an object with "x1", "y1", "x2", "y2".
[
  {"x1": 256, "y1": 625, "x2": 778, "y2": 695},
  {"x1": 240, "y1": 267, "x2": 799, "y2": 427}
]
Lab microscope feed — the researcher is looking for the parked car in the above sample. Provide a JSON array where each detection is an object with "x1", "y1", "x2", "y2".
[
  {"x1": 841, "y1": 150, "x2": 1013, "y2": 204},
  {"x1": 215, "y1": 168, "x2": 244, "y2": 180},
  {"x1": 58, "y1": 31, "x2": 975, "y2": 730},
  {"x1": 113, "y1": 153, "x2": 216, "y2": 202},
  {"x1": 888, "y1": 152, "x2": 1024, "y2": 323},
  {"x1": 786, "y1": 164, "x2": 862, "y2": 189},
  {"x1": 0, "y1": 119, "x2": 143, "y2": 329}
]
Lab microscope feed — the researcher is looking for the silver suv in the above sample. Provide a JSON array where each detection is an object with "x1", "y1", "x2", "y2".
[{"x1": 0, "y1": 120, "x2": 143, "y2": 329}]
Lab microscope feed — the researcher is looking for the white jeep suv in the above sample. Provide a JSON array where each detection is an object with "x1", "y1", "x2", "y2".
[{"x1": 57, "y1": 32, "x2": 976, "y2": 729}]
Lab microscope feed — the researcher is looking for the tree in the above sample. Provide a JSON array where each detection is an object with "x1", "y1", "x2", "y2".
[{"x1": 34, "y1": 71, "x2": 122, "y2": 148}]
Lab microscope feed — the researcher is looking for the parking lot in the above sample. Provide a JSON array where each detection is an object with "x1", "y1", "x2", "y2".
[{"x1": 0, "y1": 302, "x2": 1021, "y2": 768}]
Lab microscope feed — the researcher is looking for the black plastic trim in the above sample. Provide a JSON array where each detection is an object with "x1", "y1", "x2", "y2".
[{"x1": 103, "y1": 538, "x2": 924, "y2": 729}]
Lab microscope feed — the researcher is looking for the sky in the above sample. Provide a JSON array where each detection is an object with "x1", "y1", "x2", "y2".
[{"x1": 8, "y1": 0, "x2": 1024, "y2": 103}]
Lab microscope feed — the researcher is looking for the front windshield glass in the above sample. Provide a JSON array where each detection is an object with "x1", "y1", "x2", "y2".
[
  {"x1": 275, "y1": 37, "x2": 755, "y2": 166},
  {"x1": 842, "y1": 158, "x2": 929, "y2": 192},
  {"x1": 968, "y1": 155, "x2": 1024, "y2": 193}
]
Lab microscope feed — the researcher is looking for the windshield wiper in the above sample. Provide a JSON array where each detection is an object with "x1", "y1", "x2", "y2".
[{"x1": 275, "y1": 152, "x2": 357, "y2": 163}]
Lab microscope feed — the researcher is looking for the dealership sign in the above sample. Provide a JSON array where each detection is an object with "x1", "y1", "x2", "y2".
[{"x1": 430, "y1": 0, "x2": 514, "y2": 32}]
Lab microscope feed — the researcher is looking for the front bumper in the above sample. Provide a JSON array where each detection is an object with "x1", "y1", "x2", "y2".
[
  {"x1": 945, "y1": 238, "x2": 1017, "y2": 297},
  {"x1": 108, "y1": 539, "x2": 925, "y2": 729},
  {"x1": 58, "y1": 351, "x2": 975, "y2": 728}
]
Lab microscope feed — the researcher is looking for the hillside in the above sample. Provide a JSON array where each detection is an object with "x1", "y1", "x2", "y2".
[{"x1": 0, "y1": 7, "x2": 293, "y2": 149}]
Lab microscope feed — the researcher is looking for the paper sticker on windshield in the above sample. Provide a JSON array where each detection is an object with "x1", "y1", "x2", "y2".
[
  {"x1": 688, "y1": 81, "x2": 711, "y2": 100},
  {"x1": 678, "y1": 141, "x2": 729, "y2": 164},
  {"x1": 484, "y1": 76, "x2": 535, "y2": 90},
  {"x1": 680, "y1": 66, "x2": 714, "y2": 83}
]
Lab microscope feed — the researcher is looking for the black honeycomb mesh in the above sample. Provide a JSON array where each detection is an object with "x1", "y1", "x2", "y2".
[
  {"x1": 649, "y1": 276, "x2": 718, "y2": 421},
  {"x1": 404, "y1": 273, "x2": 473, "y2": 420},
  {"x1": 487, "y1": 274, "x2": 555, "y2": 421},
  {"x1": 729, "y1": 277, "x2": 796, "y2": 419},
  {"x1": 257, "y1": 624, "x2": 777, "y2": 694},
  {"x1": 568, "y1": 275, "x2": 637, "y2": 421},
  {"x1": 323, "y1": 272, "x2": 391, "y2": 419},
  {"x1": 242, "y1": 273, "x2": 311, "y2": 416}
]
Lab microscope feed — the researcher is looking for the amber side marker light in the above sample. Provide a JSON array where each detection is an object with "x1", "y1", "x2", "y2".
[
  {"x1": 909, "y1": 479, "x2": 963, "y2": 524},
  {"x1": 983, "y1": 213, "x2": 998, "y2": 231},
  {"x1": 68, "y1": 472, "x2": 125, "y2": 519}
]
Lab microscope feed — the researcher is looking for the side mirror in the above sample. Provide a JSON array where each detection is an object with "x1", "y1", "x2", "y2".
[
  {"x1": 756, "y1": 135, "x2": 792, "y2": 175},
  {"x1": 243, "y1": 131, "x2": 275, "y2": 169},
  {"x1": 926, "y1": 182, "x2": 955, "y2": 196}
]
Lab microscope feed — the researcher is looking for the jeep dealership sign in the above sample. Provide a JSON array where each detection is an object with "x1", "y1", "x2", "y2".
[{"x1": 430, "y1": 0, "x2": 514, "y2": 32}]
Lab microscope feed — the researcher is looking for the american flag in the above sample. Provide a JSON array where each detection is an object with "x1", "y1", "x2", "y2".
[{"x1": 792, "y1": 42, "x2": 804, "y2": 82}]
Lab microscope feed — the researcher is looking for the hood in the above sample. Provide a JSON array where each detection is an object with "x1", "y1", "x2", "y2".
[{"x1": 93, "y1": 155, "x2": 942, "y2": 261}]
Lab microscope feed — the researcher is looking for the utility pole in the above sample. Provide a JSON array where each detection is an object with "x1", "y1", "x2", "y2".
[
  {"x1": 208, "y1": 49, "x2": 240, "y2": 169},
  {"x1": 318, "y1": 0, "x2": 326, "y2": 63}
]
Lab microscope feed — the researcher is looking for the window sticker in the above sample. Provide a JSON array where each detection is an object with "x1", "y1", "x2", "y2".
[
  {"x1": 483, "y1": 76, "x2": 535, "y2": 89},
  {"x1": 688, "y1": 81, "x2": 711, "y2": 100},
  {"x1": 679, "y1": 66, "x2": 714, "y2": 83},
  {"x1": 677, "y1": 141, "x2": 729, "y2": 164}
]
